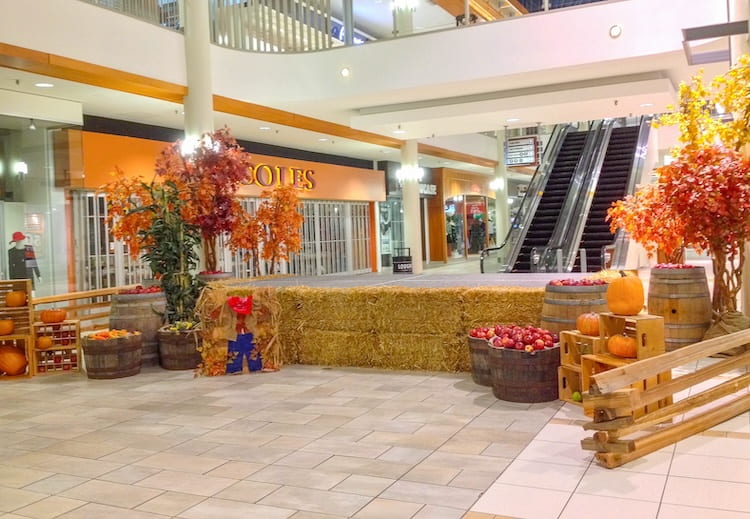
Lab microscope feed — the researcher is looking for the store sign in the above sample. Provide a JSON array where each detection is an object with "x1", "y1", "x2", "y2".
[
  {"x1": 419, "y1": 183, "x2": 437, "y2": 195},
  {"x1": 505, "y1": 136, "x2": 538, "y2": 167},
  {"x1": 245, "y1": 163, "x2": 316, "y2": 191}
]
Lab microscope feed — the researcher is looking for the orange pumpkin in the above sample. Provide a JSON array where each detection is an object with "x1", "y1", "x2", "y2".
[
  {"x1": 576, "y1": 313, "x2": 600, "y2": 336},
  {"x1": 0, "y1": 345, "x2": 27, "y2": 375},
  {"x1": 5, "y1": 291, "x2": 26, "y2": 307},
  {"x1": 0, "y1": 319, "x2": 14, "y2": 336},
  {"x1": 37, "y1": 336, "x2": 54, "y2": 350},
  {"x1": 608, "y1": 334, "x2": 638, "y2": 358},
  {"x1": 606, "y1": 272, "x2": 644, "y2": 315},
  {"x1": 40, "y1": 309, "x2": 66, "y2": 324}
]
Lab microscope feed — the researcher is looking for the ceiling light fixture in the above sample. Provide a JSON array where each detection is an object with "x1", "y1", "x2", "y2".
[
  {"x1": 318, "y1": 138, "x2": 328, "y2": 141},
  {"x1": 609, "y1": 24, "x2": 622, "y2": 38},
  {"x1": 259, "y1": 126, "x2": 271, "y2": 130},
  {"x1": 395, "y1": 165, "x2": 424, "y2": 182},
  {"x1": 28, "y1": 119, "x2": 36, "y2": 131},
  {"x1": 640, "y1": 102, "x2": 654, "y2": 108},
  {"x1": 506, "y1": 117, "x2": 521, "y2": 123},
  {"x1": 393, "y1": 125, "x2": 406, "y2": 135},
  {"x1": 340, "y1": 67, "x2": 351, "y2": 77},
  {"x1": 34, "y1": 82, "x2": 54, "y2": 88}
]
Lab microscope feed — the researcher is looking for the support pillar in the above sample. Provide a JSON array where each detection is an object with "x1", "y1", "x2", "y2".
[
  {"x1": 343, "y1": 0, "x2": 354, "y2": 45},
  {"x1": 400, "y1": 140, "x2": 423, "y2": 274},
  {"x1": 493, "y1": 128, "x2": 510, "y2": 246},
  {"x1": 183, "y1": 0, "x2": 214, "y2": 138},
  {"x1": 392, "y1": 5, "x2": 414, "y2": 37}
]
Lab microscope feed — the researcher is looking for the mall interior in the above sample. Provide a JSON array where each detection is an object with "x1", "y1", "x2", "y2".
[{"x1": 1, "y1": 1, "x2": 750, "y2": 518}]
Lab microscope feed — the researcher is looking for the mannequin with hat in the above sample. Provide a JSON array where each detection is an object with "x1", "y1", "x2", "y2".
[{"x1": 8, "y1": 231, "x2": 41, "y2": 288}]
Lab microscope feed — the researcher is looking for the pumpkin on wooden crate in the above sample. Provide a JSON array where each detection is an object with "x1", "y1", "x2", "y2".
[
  {"x1": 5, "y1": 290, "x2": 26, "y2": 307},
  {"x1": 576, "y1": 312, "x2": 600, "y2": 336},
  {"x1": 36, "y1": 336, "x2": 54, "y2": 350},
  {"x1": 0, "y1": 319, "x2": 14, "y2": 336},
  {"x1": 40, "y1": 309, "x2": 66, "y2": 324},
  {"x1": 607, "y1": 334, "x2": 638, "y2": 358},
  {"x1": 0, "y1": 345, "x2": 28, "y2": 375},
  {"x1": 606, "y1": 272, "x2": 644, "y2": 315}
]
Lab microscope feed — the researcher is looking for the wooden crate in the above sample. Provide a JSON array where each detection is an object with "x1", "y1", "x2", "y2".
[
  {"x1": 0, "y1": 336, "x2": 33, "y2": 378},
  {"x1": 598, "y1": 313, "x2": 665, "y2": 360},
  {"x1": 558, "y1": 364, "x2": 583, "y2": 408},
  {"x1": 560, "y1": 330, "x2": 603, "y2": 366},
  {"x1": 32, "y1": 320, "x2": 81, "y2": 375},
  {"x1": 0, "y1": 279, "x2": 34, "y2": 337},
  {"x1": 582, "y1": 353, "x2": 672, "y2": 419}
]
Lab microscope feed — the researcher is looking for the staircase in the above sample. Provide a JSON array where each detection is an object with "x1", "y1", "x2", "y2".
[
  {"x1": 573, "y1": 126, "x2": 639, "y2": 271},
  {"x1": 511, "y1": 130, "x2": 588, "y2": 272}
]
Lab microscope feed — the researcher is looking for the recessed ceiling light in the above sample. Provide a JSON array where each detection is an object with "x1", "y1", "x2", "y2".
[
  {"x1": 640, "y1": 102, "x2": 654, "y2": 108},
  {"x1": 381, "y1": 150, "x2": 392, "y2": 154},
  {"x1": 34, "y1": 82, "x2": 54, "y2": 88},
  {"x1": 506, "y1": 117, "x2": 521, "y2": 123},
  {"x1": 340, "y1": 67, "x2": 351, "y2": 77},
  {"x1": 393, "y1": 129, "x2": 406, "y2": 135},
  {"x1": 318, "y1": 137, "x2": 328, "y2": 141},
  {"x1": 609, "y1": 24, "x2": 622, "y2": 38},
  {"x1": 259, "y1": 126, "x2": 271, "y2": 130}
]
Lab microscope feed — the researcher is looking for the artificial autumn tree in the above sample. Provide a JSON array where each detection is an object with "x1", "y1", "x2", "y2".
[{"x1": 155, "y1": 127, "x2": 253, "y2": 273}]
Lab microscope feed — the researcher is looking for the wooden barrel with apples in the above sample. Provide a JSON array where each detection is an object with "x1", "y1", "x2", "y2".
[
  {"x1": 540, "y1": 282, "x2": 609, "y2": 335},
  {"x1": 109, "y1": 289, "x2": 166, "y2": 367},
  {"x1": 488, "y1": 343, "x2": 560, "y2": 403},
  {"x1": 467, "y1": 336, "x2": 492, "y2": 386},
  {"x1": 647, "y1": 266, "x2": 712, "y2": 352}
]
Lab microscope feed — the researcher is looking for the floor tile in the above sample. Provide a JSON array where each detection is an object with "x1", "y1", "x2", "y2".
[
  {"x1": 448, "y1": 470, "x2": 502, "y2": 491},
  {"x1": 289, "y1": 511, "x2": 347, "y2": 518},
  {"x1": 21, "y1": 474, "x2": 88, "y2": 495},
  {"x1": 135, "y1": 469, "x2": 236, "y2": 497},
  {"x1": 577, "y1": 465, "x2": 666, "y2": 502},
  {"x1": 377, "y1": 446, "x2": 432, "y2": 465},
  {"x1": 657, "y1": 503, "x2": 750, "y2": 518},
  {"x1": 134, "y1": 452, "x2": 228, "y2": 474},
  {"x1": 56, "y1": 502, "x2": 172, "y2": 518},
  {"x1": 333, "y1": 474, "x2": 395, "y2": 496},
  {"x1": 662, "y1": 475, "x2": 750, "y2": 512},
  {"x1": 0, "y1": 466, "x2": 54, "y2": 488},
  {"x1": 559, "y1": 493, "x2": 658, "y2": 519},
  {"x1": 214, "y1": 480, "x2": 281, "y2": 503},
  {"x1": 10, "y1": 495, "x2": 86, "y2": 519},
  {"x1": 205, "y1": 460, "x2": 265, "y2": 479},
  {"x1": 471, "y1": 483, "x2": 570, "y2": 519},
  {"x1": 675, "y1": 435, "x2": 750, "y2": 459},
  {"x1": 97, "y1": 464, "x2": 162, "y2": 484},
  {"x1": 669, "y1": 452, "x2": 750, "y2": 483},
  {"x1": 403, "y1": 465, "x2": 461, "y2": 485},
  {"x1": 516, "y1": 440, "x2": 593, "y2": 467},
  {"x1": 59, "y1": 479, "x2": 164, "y2": 508},
  {"x1": 497, "y1": 459, "x2": 587, "y2": 492},
  {"x1": 380, "y1": 481, "x2": 481, "y2": 509},
  {"x1": 0, "y1": 487, "x2": 47, "y2": 513},
  {"x1": 352, "y1": 498, "x2": 422, "y2": 518},
  {"x1": 135, "y1": 491, "x2": 206, "y2": 516},
  {"x1": 248, "y1": 465, "x2": 350, "y2": 490},
  {"x1": 275, "y1": 451, "x2": 332, "y2": 469},
  {"x1": 412, "y1": 504, "x2": 465, "y2": 519},
  {"x1": 259, "y1": 486, "x2": 371, "y2": 516},
  {"x1": 177, "y1": 497, "x2": 295, "y2": 518}
]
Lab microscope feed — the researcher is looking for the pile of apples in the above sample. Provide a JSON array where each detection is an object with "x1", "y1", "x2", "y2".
[
  {"x1": 470, "y1": 325, "x2": 557, "y2": 351},
  {"x1": 120, "y1": 285, "x2": 162, "y2": 295},
  {"x1": 653, "y1": 263, "x2": 695, "y2": 269},
  {"x1": 548, "y1": 278, "x2": 608, "y2": 286}
]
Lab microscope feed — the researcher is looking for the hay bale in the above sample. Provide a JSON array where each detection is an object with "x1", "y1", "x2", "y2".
[
  {"x1": 376, "y1": 332, "x2": 469, "y2": 372},
  {"x1": 286, "y1": 287, "x2": 376, "y2": 333},
  {"x1": 462, "y1": 287, "x2": 544, "y2": 329},
  {"x1": 296, "y1": 329, "x2": 378, "y2": 367},
  {"x1": 368, "y1": 287, "x2": 463, "y2": 335}
]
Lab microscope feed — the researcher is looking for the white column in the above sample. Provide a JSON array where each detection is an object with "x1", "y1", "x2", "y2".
[
  {"x1": 401, "y1": 140, "x2": 423, "y2": 274},
  {"x1": 493, "y1": 129, "x2": 510, "y2": 246},
  {"x1": 729, "y1": 0, "x2": 750, "y2": 314},
  {"x1": 392, "y1": 6, "x2": 414, "y2": 37},
  {"x1": 183, "y1": 0, "x2": 214, "y2": 138}
]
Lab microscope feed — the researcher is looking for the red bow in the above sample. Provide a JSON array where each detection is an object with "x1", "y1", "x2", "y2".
[{"x1": 227, "y1": 296, "x2": 253, "y2": 315}]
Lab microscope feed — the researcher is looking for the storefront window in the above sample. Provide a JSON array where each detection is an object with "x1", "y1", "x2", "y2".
[
  {"x1": 378, "y1": 197, "x2": 404, "y2": 266},
  {"x1": 0, "y1": 117, "x2": 73, "y2": 296}
]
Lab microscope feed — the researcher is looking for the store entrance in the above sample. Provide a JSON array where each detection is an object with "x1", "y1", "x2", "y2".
[{"x1": 445, "y1": 195, "x2": 490, "y2": 258}]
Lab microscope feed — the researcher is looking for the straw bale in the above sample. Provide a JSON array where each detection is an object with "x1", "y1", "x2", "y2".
[
  {"x1": 296, "y1": 329, "x2": 379, "y2": 367},
  {"x1": 285, "y1": 287, "x2": 377, "y2": 333},
  {"x1": 368, "y1": 287, "x2": 463, "y2": 335},
  {"x1": 375, "y1": 332, "x2": 469, "y2": 372},
  {"x1": 462, "y1": 287, "x2": 544, "y2": 329}
]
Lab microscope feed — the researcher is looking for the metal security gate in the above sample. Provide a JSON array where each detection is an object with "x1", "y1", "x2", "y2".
[
  {"x1": 228, "y1": 198, "x2": 372, "y2": 277},
  {"x1": 71, "y1": 191, "x2": 151, "y2": 291}
]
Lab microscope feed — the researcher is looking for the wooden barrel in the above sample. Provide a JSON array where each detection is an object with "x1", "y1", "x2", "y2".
[
  {"x1": 82, "y1": 334, "x2": 143, "y2": 379},
  {"x1": 109, "y1": 292, "x2": 166, "y2": 367},
  {"x1": 468, "y1": 336, "x2": 492, "y2": 387},
  {"x1": 648, "y1": 267, "x2": 712, "y2": 352},
  {"x1": 488, "y1": 345, "x2": 560, "y2": 403},
  {"x1": 540, "y1": 284, "x2": 608, "y2": 334},
  {"x1": 157, "y1": 328, "x2": 202, "y2": 370}
]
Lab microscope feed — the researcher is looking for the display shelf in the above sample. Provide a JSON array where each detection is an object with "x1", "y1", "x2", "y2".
[
  {"x1": 0, "y1": 336, "x2": 32, "y2": 378},
  {"x1": 32, "y1": 320, "x2": 81, "y2": 375},
  {"x1": 598, "y1": 312, "x2": 665, "y2": 360},
  {"x1": 0, "y1": 279, "x2": 34, "y2": 337},
  {"x1": 559, "y1": 330, "x2": 603, "y2": 366},
  {"x1": 558, "y1": 364, "x2": 584, "y2": 408}
]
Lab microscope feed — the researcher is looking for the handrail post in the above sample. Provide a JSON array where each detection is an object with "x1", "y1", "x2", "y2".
[{"x1": 580, "y1": 248, "x2": 588, "y2": 273}]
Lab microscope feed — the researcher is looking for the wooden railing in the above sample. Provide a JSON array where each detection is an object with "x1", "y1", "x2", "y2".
[
  {"x1": 581, "y1": 329, "x2": 750, "y2": 468},
  {"x1": 32, "y1": 287, "x2": 129, "y2": 333}
]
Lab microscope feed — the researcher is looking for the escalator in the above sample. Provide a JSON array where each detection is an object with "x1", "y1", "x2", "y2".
[
  {"x1": 510, "y1": 130, "x2": 588, "y2": 272},
  {"x1": 572, "y1": 125, "x2": 640, "y2": 271}
]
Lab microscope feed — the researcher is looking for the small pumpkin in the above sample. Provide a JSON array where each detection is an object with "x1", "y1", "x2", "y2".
[
  {"x1": 606, "y1": 271, "x2": 644, "y2": 315},
  {"x1": 0, "y1": 344, "x2": 27, "y2": 375},
  {"x1": 40, "y1": 309, "x2": 66, "y2": 324},
  {"x1": 5, "y1": 290, "x2": 27, "y2": 307},
  {"x1": 576, "y1": 312, "x2": 600, "y2": 336},
  {"x1": 608, "y1": 333, "x2": 638, "y2": 358},
  {"x1": 0, "y1": 319, "x2": 14, "y2": 336},
  {"x1": 37, "y1": 336, "x2": 54, "y2": 350}
]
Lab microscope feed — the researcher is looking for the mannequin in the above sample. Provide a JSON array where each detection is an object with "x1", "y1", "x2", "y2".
[{"x1": 8, "y1": 231, "x2": 41, "y2": 288}]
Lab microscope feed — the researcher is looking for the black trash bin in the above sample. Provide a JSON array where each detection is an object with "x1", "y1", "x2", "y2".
[{"x1": 392, "y1": 248, "x2": 413, "y2": 274}]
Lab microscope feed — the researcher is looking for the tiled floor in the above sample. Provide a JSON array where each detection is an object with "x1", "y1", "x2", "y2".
[{"x1": 0, "y1": 359, "x2": 748, "y2": 519}]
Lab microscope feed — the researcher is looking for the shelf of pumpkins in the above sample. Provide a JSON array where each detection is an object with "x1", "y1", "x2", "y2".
[
  {"x1": 556, "y1": 272, "x2": 672, "y2": 418},
  {"x1": 32, "y1": 316, "x2": 81, "y2": 375},
  {"x1": 0, "y1": 279, "x2": 34, "y2": 378}
]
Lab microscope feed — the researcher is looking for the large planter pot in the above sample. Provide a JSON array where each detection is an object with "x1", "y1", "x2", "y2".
[
  {"x1": 109, "y1": 291, "x2": 166, "y2": 366},
  {"x1": 82, "y1": 333, "x2": 143, "y2": 379},
  {"x1": 157, "y1": 326, "x2": 202, "y2": 370},
  {"x1": 197, "y1": 272, "x2": 233, "y2": 283},
  {"x1": 540, "y1": 284, "x2": 608, "y2": 334},
  {"x1": 647, "y1": 266, "x2": 712, "y2": 352},
  {"x1": 488, "y1": 344, "x2": 561, "y2": 403},
  {"x1": 467, "y1": 336, "x2": 492, "y2": 387}
]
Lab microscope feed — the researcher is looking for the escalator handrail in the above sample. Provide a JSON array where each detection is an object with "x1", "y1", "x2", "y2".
[{"x1": 479, "y1": 123, "x2": 571, "y2": 273}]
